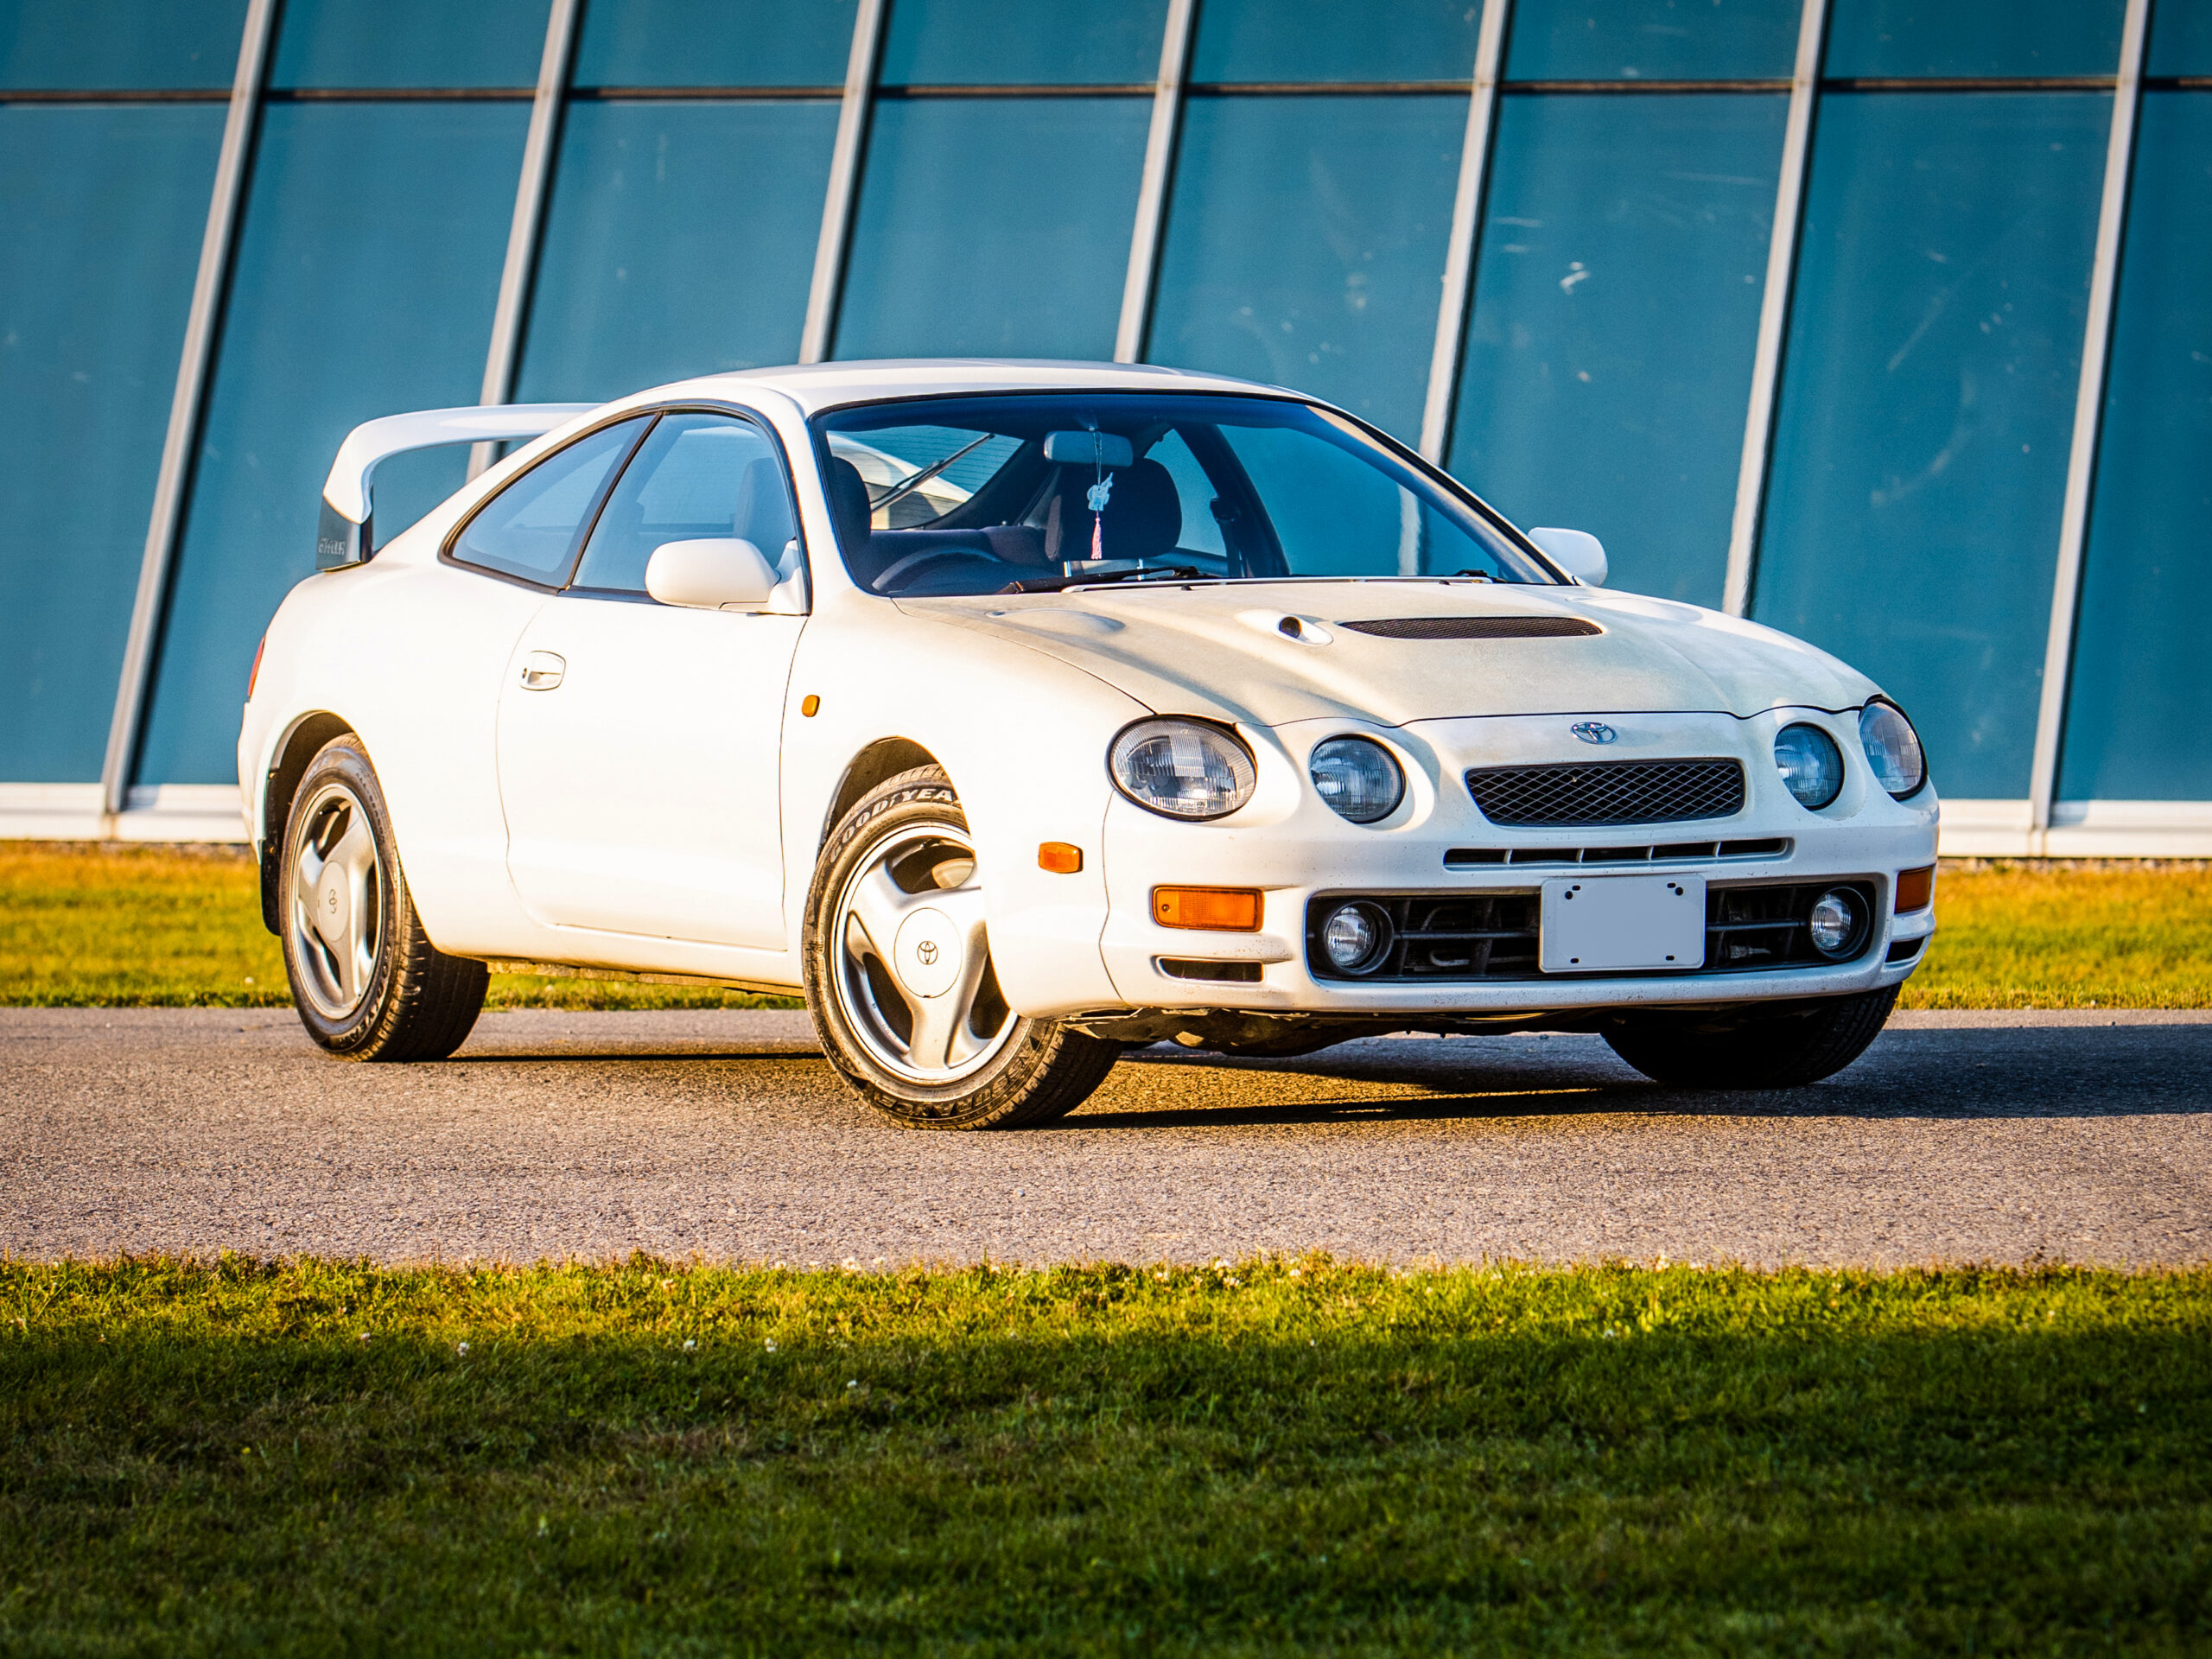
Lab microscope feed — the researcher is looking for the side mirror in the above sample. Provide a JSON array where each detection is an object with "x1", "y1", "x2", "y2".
[
  {"x1": 1527, "y1": 526, "x2": 1607, "y2": 587},
  {"x1": 645, "y1": 537, "x2": 778, "y2": 610}
]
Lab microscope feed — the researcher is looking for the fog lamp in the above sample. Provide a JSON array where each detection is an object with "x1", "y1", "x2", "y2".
[
  {"x1": 1808, "y1": 888, "x2": 1866, "y2": 959},
  {"x1": 1320, "y1": 902, "x2": 1392, "y2": 975}
]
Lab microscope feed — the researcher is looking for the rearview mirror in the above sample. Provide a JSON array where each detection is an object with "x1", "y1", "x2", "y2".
[
  {"x1": 1527, "y1": 526, "x2": 1607, "y2": 587},
  {"x1": 645, "y1": 537, "x2": 778, "y2": 610},
  {"x1": 1042, "y1": 430, "x2": 1135, "y2": 469}
]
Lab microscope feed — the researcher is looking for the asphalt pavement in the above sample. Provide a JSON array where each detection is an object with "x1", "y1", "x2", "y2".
[{"x1": 2, "y1": 1007, "x2": 2206, "y2": 1268}]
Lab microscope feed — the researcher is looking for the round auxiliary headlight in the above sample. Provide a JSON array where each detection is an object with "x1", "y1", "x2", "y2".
[
  {"x1": 1320, "y1": 901, "x2": 1392, "y2": 975},
  {"x1": 1310, "y1": 736, "x2": 1405, "y2": 824},
  {"x1": 1109, "y1": 718, "x2": 1258, "y2": 821},
  {"x1": 1774, "y1": 723, "x2": 1845, "y2": 810},
  {"x1": 1807, "y1": 888, "x2": 1866, "y2": 959},
  {"x1": 1859, "y1": 700, "x2": 1927, "y2": 798}
]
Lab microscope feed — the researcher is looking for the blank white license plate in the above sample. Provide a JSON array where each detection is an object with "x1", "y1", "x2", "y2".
[{"x1": 1540, "y1": 874, "x2": 1706, "y2": 973}]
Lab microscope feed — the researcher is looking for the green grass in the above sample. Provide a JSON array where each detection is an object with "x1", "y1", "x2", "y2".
[
  {"x1": 1, "y1": 1258, "x2": 2205, "y2": 1654},
  {"x1": 3, "y1": 843, "x2": 2209, "y2": 1009}
]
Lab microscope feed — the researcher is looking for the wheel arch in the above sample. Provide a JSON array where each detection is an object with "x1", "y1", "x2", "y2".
[
  {"x1": 257, "y1": 711, "x2": 358, "y2": 934},
  {"x1": 821, "y1": 737, "x2": 944, "y2": 846}
]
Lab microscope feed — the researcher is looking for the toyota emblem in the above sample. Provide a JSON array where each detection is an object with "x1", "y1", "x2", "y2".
[
  {"x1": 1570, "y1": 721, "x2": 1618, "y2": 745},
  {"x1": 917, "y1": 940, "x2": 939, "y2": 965}
]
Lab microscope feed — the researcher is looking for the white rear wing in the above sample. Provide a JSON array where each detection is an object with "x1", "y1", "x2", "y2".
[{"x1": 316, "y1": 403, "x2": 594, "y2": 568}]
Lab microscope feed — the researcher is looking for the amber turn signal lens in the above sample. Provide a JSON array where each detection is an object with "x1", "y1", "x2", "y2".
[
  {"x1": 1038, "y1": 842, "x2": 1083, "y2": 874},
  {"x1": 1152, "y1": 886, "x2": 1261, "y2": 931},
  {"x1": 800, "y1": 694, "x2": 820, "y2": 717},
  {"x1": 1895, "y1": 863, "x2": 1936, "y2": 913}
]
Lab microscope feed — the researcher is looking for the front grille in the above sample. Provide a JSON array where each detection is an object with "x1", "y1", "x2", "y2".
[
  {"x1": 1338, "y1": 615, "x2": 1600, "y2": 640},
  {"x1": 1306, "y1": 880, "x2": 1878, "y2": 982},
  {"x1": 1465, "y1": 759, "x2": 1745, "y2": 827}
]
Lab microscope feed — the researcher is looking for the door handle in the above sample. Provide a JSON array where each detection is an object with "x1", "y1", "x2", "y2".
[{"x1": 519, "y1": 651, "x2": 565, "y2": 690}]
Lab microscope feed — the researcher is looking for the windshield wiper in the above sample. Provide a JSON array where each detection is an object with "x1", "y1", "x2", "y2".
[
  {"x1": 867, "y1": 433, "x2": 995, "y2": 516},
  {"x1": 998, "y1": 563, "x2": 1208, "y2": 594}
]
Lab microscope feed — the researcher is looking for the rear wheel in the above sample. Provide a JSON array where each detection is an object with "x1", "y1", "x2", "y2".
[
  {"x1": 802, "y1": 766, "x2": 1119, "y2": 1128},
  {"x1": 1602, "y1": 986, "x2": 1897, "y2": 1089},
  {"x1": 279, "y1": 735, "x2": 486, "y2": 1061}
]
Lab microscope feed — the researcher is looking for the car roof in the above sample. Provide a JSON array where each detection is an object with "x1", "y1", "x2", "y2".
[{"x1": 622, "y1": 358, "x2": 1305, "y2": 419}]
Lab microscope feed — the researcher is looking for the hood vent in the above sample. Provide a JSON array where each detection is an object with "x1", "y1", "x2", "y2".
[{"x1": 1338, "y1": 615, "x2": 1600, "y2": 640}]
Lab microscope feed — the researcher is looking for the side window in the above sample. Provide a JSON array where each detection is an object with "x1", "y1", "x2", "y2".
[
  {"x1": 570, "y1": 411, "x2": 798, "y2": 595},
  {"x1": 448, "y1": 416, "x2": 650, "y2": 585}
]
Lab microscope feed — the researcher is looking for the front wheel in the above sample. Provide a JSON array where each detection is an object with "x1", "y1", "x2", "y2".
[
  {"x1": 802, "y1": 766, "x2": 1119, "y2": 1128},
  {"x1": 1602, "y1": 986, "x2": 1897, "y2": 1089}
]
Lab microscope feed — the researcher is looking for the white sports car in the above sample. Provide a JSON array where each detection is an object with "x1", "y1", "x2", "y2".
[{"x1": 240, "y1": 360, "x2": 1938, "y2": 1128}]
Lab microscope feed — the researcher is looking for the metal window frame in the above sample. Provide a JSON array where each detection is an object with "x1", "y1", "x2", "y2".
[
  {"x1": 1115, "y1": 0, "x2": 1198, "y2": 363},
  {"x1": 799, "y1": 0, "x2": 889, "y2": 365},
  {"x1": 1417, "y1": 0, "x2": 1511, "y2": 463},
  {"x1": 99, "y1": 0, "x2": 279, "y2": 820},
  {"x1": 2027, "y1": 0, "x2": 2152, "y2": 840},
  {"x1": 1722, "y1": 0, "x2": 1828, "y2": 618}
]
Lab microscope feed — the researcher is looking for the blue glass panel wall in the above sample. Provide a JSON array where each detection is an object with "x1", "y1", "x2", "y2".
[
  {"x1": 835, "y1": 97, "x2": 1147, "y2": 359},
  {"x1": 2058, "y1": 92, "x2": 2212, "y2": 801},
  {"x1": 1824, "y1": 0, "x2": 2126, "y2": 79},
  {"x1": 571, "y1": 0, "x2": 856, "y2": 86},
  {"x1": 1503, "y1": 0, "x2": 1799, "y2": 80},
  {"x1": 879, "y1": 0, "x2": 1166, "y2": 84},
  {"x1": 1190, "y1": 0, "x2": 1483, "y2": 82},
  {"x1": 0, "y1": 0, "x2": 244, "y2": 88},
  {"x1": 0, "y1": 105, "x2": 222, "y2": 782},
  {"x1": 268, "y1": 0, "x2": 545, "y2": 88},
  {"x1": 137, "y1": 102, "x2": 526, "y2": 785},
  {"x1": 2150, "y1": 0, "x2": 2212, "y2": 75},
  {"x1": 1149, "y1": 95, "x2": 1463, "y2": 440},
  {"x1": 1450, "y1": 92, "x2": 1782, "y2": 605},
  {"x1": 518, "y1": 100, "x2": 838, "y2": 398},
  {"x1": 1753, "y1": 92, "x2": 2107, "y2": 800}
]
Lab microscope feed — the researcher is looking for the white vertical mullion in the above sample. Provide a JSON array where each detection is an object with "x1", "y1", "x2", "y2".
[
  {"x1": 469, "y1": 0, "x2": 582, "y2": 478},
  {"x1": 1114, "y1": 0, "x2": 1198, "y2": 364},
  {"x1": 1416, "y1": 0, "x2": 1510, "y2": 465},
  {"x1": 1720, "y1": 0, "x2": 1827, "y2": 618},
  {"x1": 99, "y1": 0, "x2": 278, "y2": 821},
  {"x1": 2027, "y1": 0, "x2": 2152, "y2": 843},
  {"x1": 799, "y1": 0, "x2": 889, "y2": 365}
]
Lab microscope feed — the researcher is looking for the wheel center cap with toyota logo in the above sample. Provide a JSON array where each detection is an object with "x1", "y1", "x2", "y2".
[
  {"x1": 314, "y1": 870, "x2": 350, "y2": 946},
  {"x1": 893, "y1": 908, "x2": 962, "y2": 997}
]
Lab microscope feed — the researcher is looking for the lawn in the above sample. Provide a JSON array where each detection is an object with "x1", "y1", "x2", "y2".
[
  {"x1": 1, "y1": 1257, "x2": 2205, "y2": 1654},
  {"x1": 2, "y1": 842, "x2": 2206, "y2": 1009}
]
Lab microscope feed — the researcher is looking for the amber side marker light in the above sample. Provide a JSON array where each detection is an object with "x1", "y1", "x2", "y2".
[
  {"x1": 1154, "y1": 886, "x2": 1262, "y2": 931},
  {"x1": 799, "y1": 694, "x2": 820, "y2": 717},
  {"x1": 1895, "y1": 864, "x2": 1936, "y2": 913},
  {"x1": 1039, "y1": 842, "x2": 1083, "y2": 874},
  {"x1": 246, "y1": 634, "x2": 265, "y2": 702}
]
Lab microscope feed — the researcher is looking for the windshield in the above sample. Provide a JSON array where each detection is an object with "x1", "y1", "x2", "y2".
[{"x1": 810, "y1": 392, "x2": 1555, "y2": 598}]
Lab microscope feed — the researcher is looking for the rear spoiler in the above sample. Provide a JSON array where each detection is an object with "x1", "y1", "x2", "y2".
[{"x1": 315, "y1": 403, "x2": 594, "y2": 569}]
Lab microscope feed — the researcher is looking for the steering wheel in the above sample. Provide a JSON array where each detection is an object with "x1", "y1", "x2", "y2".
[{"x1": 869, "y1": 547, "x2": 998, "y2": 594}]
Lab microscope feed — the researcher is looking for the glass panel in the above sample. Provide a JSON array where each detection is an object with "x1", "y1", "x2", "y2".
[
  {"x1": 455, "y1": 416, "x2": 650, "y2": 585},
  {"x1": 1823, "y1": 0, "x2": 2125, "y2": 79},
  {"x1": 1753, "y1": 92, "x2": 2107, "y2": 801},
  {"x1": 2150, "y1": 0, "x2": 2212, "y2": 76},
  {"x1": 517, "y1": 101, "x2": 837, "y2": 400},
  {"x1": 1190, "y1": 0, "x2": 1483, "y2": 83},
  {"x1": 879, "y1": 0, "x2": 1166, "y2": 85},
  {"x1": 1449, "y1": 92, "x2": 1783, "y2": 606},
  {"x1": 1503, "y1": 0, "x2": 1799, "y2": 81},
  {"x1": 570, "y1": 0, "x2": 856, "y2": 87},
  {"x1": 573, "y1": 413, "x2": 796, "y2": 593},
  {"x1": 2059, "y1": 92, "x2": 2212, "y2": 801},
  {"x1": 137, "y1": 101, "x2": 529, "y2": 786},
  {"x1": 0, "y1": 0, "x2": 245, "y2": 90},
  {"x1": 812, "y1": 391, "x2": 1548, "y2": 597},
  {"x1": 0, "y1": 105, "x2": 223, "y2": 783},
  {"x1": 1148, "y1": 94, "x2": 1464, "y2": 442},
  {"x1": 833, "y1": 97, "x2": 1147, "y2": 359},
  {"x1": 268, "y1": 0, "x2": 546, "y2": 88}
]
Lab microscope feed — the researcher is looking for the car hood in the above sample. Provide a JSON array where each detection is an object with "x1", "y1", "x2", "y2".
[{"x1": 899, "y1": 582, "x2": 1881, "y2": 728}]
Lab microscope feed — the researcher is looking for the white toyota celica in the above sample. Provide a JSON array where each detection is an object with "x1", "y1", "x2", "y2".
[{"x1": 240, "y1": 359, "x2": 1938, "y2": 1128}]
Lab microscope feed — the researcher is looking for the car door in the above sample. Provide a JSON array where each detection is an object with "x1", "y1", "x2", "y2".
[{"x1": 494, "y1": 409, "x2": 806, "y2": 950}]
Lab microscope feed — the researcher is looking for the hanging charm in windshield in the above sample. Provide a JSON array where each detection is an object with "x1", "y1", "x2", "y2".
[{"x1": 1086, "y1": 469, "x2": 1112, "y2": 562}]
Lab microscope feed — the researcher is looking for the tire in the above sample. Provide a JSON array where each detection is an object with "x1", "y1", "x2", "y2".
[
  {"x1": 278, "y1": 734, "x2": 486, "y2": 1062},
  {"x1": 802, "y1": 765, "x2": 1120, "y2": 1128},
  {"x1": 1602, "y1": 985, "x2": 1898, "y2": 1090}
]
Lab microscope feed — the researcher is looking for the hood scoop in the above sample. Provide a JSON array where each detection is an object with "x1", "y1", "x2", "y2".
[{"x1": 1338, "y1": 615, "x2": 1602, "y2": 640}]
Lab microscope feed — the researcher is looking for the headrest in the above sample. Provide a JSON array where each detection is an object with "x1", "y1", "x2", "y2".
[
  {"x1": 1048, "y1": 457, "x2": 1182, "y2": 561},
  {"x1": 730, "y1": 455, "x2": 793, "y2": 550},
  {"x1": 824, "y1": 456, "x2": 873, "y2": 553}
]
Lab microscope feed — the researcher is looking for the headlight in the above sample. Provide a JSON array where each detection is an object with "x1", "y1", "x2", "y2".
[
  {"x1": 1859, "y1": 700, "x2": 1926, "y2": 798},
  {"x1": 1774, "y1": 723, "x2": 1844, "y2": 810},
  {"x1": 1109, "y1": 718, "x2": 1257, "y2": 820},
  {"x1": 1309, "y1": 736, "x2": 1403, "y2": 823}
]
